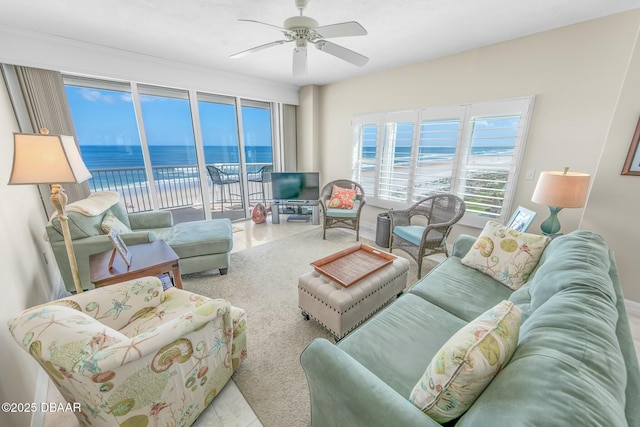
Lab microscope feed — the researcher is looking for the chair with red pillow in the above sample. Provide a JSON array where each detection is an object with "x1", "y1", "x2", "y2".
[{"x1": 318, "y1": 180, "x2": 366, "y2": 240}]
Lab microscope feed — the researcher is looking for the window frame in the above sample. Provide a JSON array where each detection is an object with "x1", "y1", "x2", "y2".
[{"x1": 352, "y1": 96, "x2": 535, "y2": 227}]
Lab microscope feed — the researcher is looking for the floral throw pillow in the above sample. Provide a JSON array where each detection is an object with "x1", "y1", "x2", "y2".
[
  {"x1": 409, "y1": 300, "x2": 521, "y2": 423},
  {"x1": 101, "y1": 211, "x2": 132, "y2": 235},
  {"x1": 461, "y1": 221, "x2": 551, "y2": 290},
  {"x1": 327, "y1": 185, "x2": 357, "y2": 209}
]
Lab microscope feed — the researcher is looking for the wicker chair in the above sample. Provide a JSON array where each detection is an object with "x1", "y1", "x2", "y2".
[
  {"x1": 318, "y1": 180, "x2": 366, "y2": 241},
  {"x1": 389, "y1": 194, "x2": 466, "y2": 278}
]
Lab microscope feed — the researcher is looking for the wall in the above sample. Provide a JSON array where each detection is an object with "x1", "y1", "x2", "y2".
[
  {"x1": 581, "y1": 22, "x2": 640, "y2": 301},
  {"x1": 308, "y1": 10, "x2": 640, "y2": 301},
  {"x1": 297, "y1": 85, "x2": 322, "y2": 172},
  {"x1": 0, "y1": 77, "x2": 62, "y2": 426},
  {"x1": 0, "y1": 24, "x2": 299, "y2": 105}
]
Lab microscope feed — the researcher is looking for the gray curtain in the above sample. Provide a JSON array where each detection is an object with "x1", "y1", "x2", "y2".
[
  {"x1": 282, "y1": 104, "x2": 298, "y2": 171},
  {"x1": 4, "y1": 64, "x2": 90, "y2": 216}
]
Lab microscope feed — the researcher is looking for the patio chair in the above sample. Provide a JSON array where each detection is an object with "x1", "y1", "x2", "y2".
[
  {"x1": 389, "y1": 193, "x2": 466, "y2": 278},
  {"x1": 247, "y1": 164, "x2": 273, "y2": 204},
  {"x1": 318, "y1": 179, "x2": 366, "y2": 241},
  {"x1": 206, "y1": 165, "x2": 240, "y2": 212}
]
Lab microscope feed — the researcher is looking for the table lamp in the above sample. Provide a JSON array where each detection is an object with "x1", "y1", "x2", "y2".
[
  {"x1": 8, "y1": 129, "x2": 92, "y2": 294},
  {"x1": 531, "y1": 167, "x2": 590, "y2": 236}
]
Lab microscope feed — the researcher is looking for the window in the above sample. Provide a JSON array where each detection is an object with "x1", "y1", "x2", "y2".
[
  {"x1": 64, "y1": 75, "x2": 281, "y2": 222},
  {"x1": 352, "y1": 97, "x2": 534, "y2": 225}
]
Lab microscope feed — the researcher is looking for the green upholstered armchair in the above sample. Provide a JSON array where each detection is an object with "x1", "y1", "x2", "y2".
[
  {"x1": 8, "y1": 276, "x2": 247, "y2": 427},
  {"x1": 46, "y1": 192, "x2": 233, "y2": 293}
]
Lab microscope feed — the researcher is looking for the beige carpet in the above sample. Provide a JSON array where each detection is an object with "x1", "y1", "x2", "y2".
[{"x1": 182, "y1": 227, "x2": 424, "y2": 427}]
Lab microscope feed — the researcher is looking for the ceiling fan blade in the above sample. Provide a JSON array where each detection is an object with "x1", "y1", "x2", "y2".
[
  {"x1": 238, "y1": 19, "x2": 288, "y2": 33},
  {"x1": 293, "y1": 47, "x2": 308, "y2": 76},
  {"x1": 230, "y1": 40, "x2": 288, "y2": 59},
  {"x1": 314, "y1": 40, "x2": 368, "y2": 67},
  {"x1": 315, "y1": 21, "x2": 367, "y2": 38}
]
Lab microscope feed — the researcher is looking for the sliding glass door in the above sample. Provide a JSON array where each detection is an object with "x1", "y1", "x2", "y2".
[
  {"x1": 241, "y1": 99, "x2": 274, "y2": 204},
  {"x1": 198, "y1": 93, "x2": 245, "y2": 219},
  {"x1": 65, "y1": 79, "x2": 152, "y2": 212},
  {"x1": 136, "y1": 85, "x2": 205, "y2": 221},
  {"x1": 64, "y1": 76, "x2": 276, "y2": 223}
]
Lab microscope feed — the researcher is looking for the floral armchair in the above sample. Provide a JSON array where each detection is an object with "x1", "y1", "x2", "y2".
[{"x1": 7, "y1": 277, "x2": 247, "y2": 427}]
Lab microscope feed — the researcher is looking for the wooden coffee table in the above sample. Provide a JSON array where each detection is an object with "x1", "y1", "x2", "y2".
[{"x1": 90, "y1": 240, "x2": 183, "y2": 289}]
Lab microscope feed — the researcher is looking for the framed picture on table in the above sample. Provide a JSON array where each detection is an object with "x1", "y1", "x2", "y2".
[
  {"x1": 107, "y1": 229, "x2": 132, "y2": 268},
  {"x1": 506, "y1": 206, "x2": 537, "y2": 233}
]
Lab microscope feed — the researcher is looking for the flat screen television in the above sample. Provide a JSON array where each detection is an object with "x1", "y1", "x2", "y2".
[{"x1": 271, "y1": 172, "x2": 320, "y2": 201}]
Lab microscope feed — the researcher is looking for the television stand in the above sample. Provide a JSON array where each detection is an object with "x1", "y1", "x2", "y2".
[
  {"x1": 288, "y1": 215, "x2": 310, "y2": 222},
  {"x1": 272, "y1": 200, "x2": 319, "y2": 225}
]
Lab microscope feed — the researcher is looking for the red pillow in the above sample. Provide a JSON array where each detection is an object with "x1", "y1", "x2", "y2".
[{"x1": 328, "y1": 185, "x2": 357, "y2": 209}]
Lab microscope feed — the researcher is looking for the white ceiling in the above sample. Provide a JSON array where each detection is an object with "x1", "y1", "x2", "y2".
[{"x1": 1, "y1": 0, "x2": 639, "y2": 88}]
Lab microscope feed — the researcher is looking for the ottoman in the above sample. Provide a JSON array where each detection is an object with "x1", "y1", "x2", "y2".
[
  {"x1": 298, "y1": 255, "x2": 410, "y2": 340},
  {"x1": 162, "y1": 218, "x2": 234, "y2": 275}
]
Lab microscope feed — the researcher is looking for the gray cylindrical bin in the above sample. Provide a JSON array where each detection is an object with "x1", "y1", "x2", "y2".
[{"x1": 375, "y1": 212, "x2": 391, "y2": 248}]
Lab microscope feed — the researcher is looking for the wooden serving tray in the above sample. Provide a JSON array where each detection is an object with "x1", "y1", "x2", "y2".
[{"x1": 311, "y1": 244, "x2": 396, "y2": 287}]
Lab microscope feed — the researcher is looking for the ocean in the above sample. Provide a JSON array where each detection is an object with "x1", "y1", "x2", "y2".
[
  {"x1": 80, "y1": 144, "x2": 511, "y2": 170},
  {"x1": 81, "y1": 144, "x2": 512, "y2": 189},
  {"x1": 79, "y1": 145, "x2": 274, "y2": 169}
]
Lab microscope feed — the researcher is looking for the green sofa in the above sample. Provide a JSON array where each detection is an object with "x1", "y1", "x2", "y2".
[
  {"x1": 46, "y1": 193, "x2": 233, "y2": 293},
  {"x1": 301, "y1": 230, "x2": 640, "y2": 426}
]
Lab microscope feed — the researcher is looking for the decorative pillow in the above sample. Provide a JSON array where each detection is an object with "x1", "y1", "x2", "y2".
[
  {"x1": 409, "y1": 300, "x2": 521, "y2": 423},
  {"x1": 327, "y1": 185, "x2": 357, "y2": 209},
  {"x1": 101, "y1": 211, "x2": 132, "y2": 235},
  {"x1": 461, "y1": 221, "x2": 551, "y2": 290}
]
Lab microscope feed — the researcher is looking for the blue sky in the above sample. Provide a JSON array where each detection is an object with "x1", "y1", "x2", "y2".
[{"x1": 65, "y1": 85, "x2": 272, "y2": 147}]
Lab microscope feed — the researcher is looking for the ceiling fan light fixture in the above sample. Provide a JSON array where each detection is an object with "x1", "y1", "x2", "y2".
[
  {"x1": 231, "y1": 0, "x2": 368, "y2": 75},
  {"x1": 284, "y1": 16, "x2": 318, "y2": 31}
]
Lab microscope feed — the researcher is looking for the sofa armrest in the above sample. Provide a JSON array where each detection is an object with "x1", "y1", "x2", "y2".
[
  {"x1": 452, "y1": 234, "x2": 477, "y2": 258},
  {"x1": 300, "y1": 338, "x2": 440, "y2": 427},
  {"x1": 128, "y1": 211, "x2": 173, "y2": 229}
]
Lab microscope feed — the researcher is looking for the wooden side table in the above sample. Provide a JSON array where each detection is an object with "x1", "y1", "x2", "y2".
[{"x1": 90, "y1": 240, "x2": 183, "y2": 289}]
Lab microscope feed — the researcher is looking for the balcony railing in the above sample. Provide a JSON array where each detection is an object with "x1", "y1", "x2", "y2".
[{"x1": 88, "y1": 163, "x2": 272, "y2": 214}]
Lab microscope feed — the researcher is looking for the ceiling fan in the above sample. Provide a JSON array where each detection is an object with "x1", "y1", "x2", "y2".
[{"x1": 230, "y1": 0, "x2": 368, "y2": 76}]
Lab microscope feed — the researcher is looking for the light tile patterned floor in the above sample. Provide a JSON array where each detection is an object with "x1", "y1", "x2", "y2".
[{"x1": 42, "y1": 219, "x2": 640, "y2": 426}]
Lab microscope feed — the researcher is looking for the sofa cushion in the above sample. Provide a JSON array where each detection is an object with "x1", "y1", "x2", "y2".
[
  {"x1": 457, "y1": 231, "x2": 629, "y2": 426},
  {"x1": 393, "y1": 225, "x2": 426, "y2": 246},
  {"x1": 409, "y1": 300, "x2": 521, "y2": 423},
  {"x1": 326, "y1": 201, "x2": 360, "y2": 218},
  {"x1": 337, "y1": 293, "x2": 467, "y2": 398},
  {"x1": 101, "y1": 211, "x2": 132, "y2": 235},
  {"x1": 461, "y1": 221, "x2": 550, "y2": 290},
  {"x1": 328, "y1": 184, "x2": 357, "y2": 209},
  {"x1": 409, "y1": 256, "x2": 513, "y2": 322}
]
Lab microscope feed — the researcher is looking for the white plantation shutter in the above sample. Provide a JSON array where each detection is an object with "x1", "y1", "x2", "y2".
[
  {"x1": 412, "y1": 105, "x2": 466, "y2": 201},
  {"x1": 352, "y1": 97, "x2": 534, "y2": 222},
  {"x1": 352, "y1": 115, "x2": 381, "y2": 199},
  {"x1": 455, "y1": 98, "x2": 533, "y2": 226}
]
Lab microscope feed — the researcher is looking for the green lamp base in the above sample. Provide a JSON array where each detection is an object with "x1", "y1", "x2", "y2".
[{"x1": 540, "y1": 206, "x2": 563, "y2": 236}]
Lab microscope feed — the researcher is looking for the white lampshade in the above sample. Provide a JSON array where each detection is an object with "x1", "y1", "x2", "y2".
[
  {"x1": 8, "y1": 132, "x2": 91, "y2": 185},
  {"x1": 531, "y1": 170, "x2": 590, "y2": 208}
]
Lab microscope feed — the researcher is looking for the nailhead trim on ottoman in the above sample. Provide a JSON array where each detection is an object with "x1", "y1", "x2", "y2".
[{"x1": 298, "y1": 255, "x2": 410, "y2": 340}]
